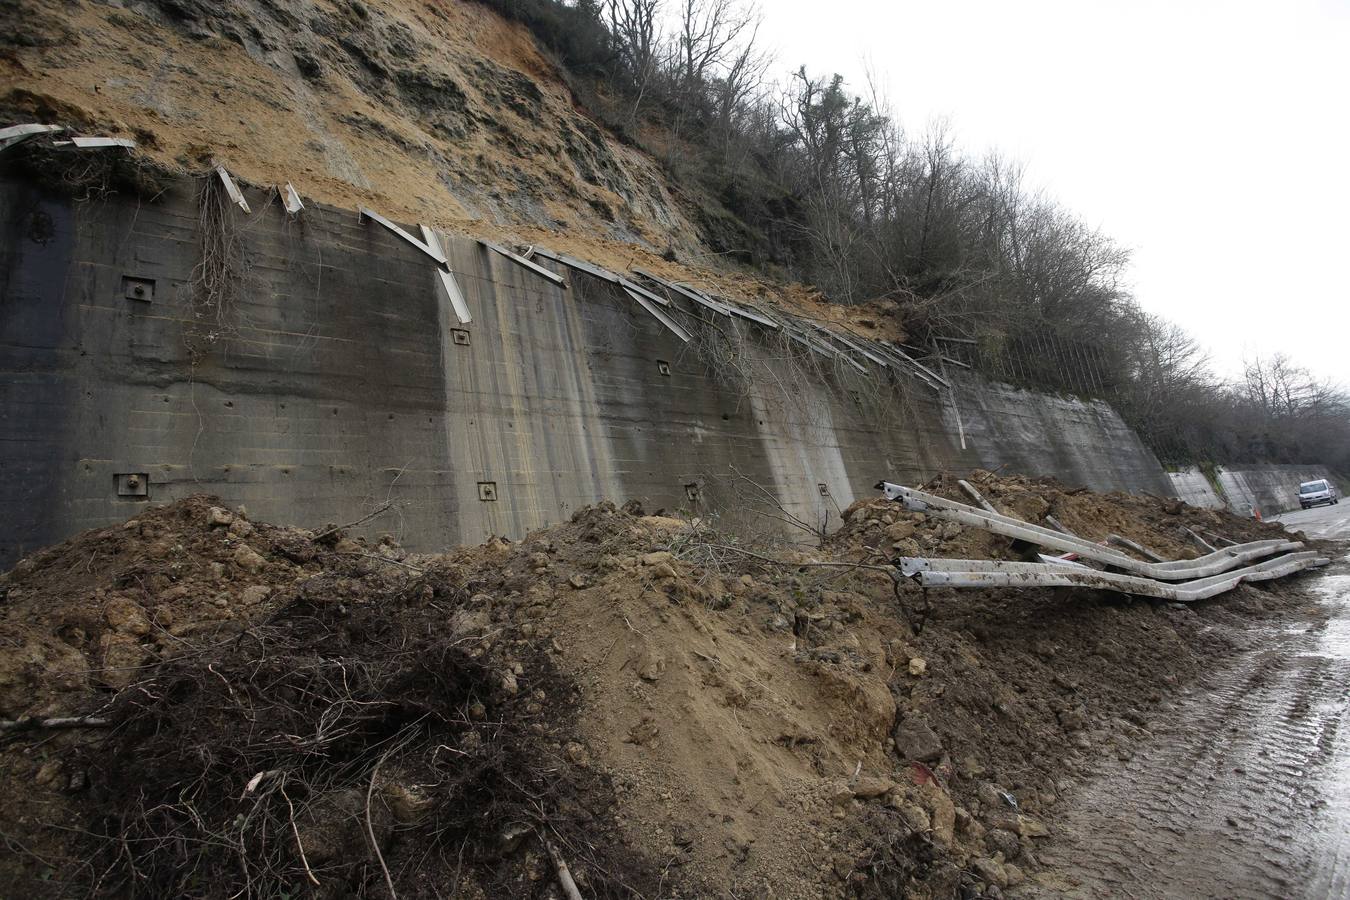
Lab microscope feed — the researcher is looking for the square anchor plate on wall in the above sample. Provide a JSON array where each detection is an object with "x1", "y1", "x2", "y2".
[
  {"x1": 477, "y1": 481, "x2": 498, "y2": 501},
  {"x1": 122, "y1": 276, "x2": 155, "y2": 302},
  {"x1": 115, "y1": 473, "x2": 150, "y2": 498}
]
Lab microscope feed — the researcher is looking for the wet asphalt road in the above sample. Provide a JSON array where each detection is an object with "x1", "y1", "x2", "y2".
[
  {"x1": 1274, "y1": 501, "x2": 1350, "y2": 541},
  {"x1": 1024, "y1": 501, "x2": 1350, "y2": 898}
]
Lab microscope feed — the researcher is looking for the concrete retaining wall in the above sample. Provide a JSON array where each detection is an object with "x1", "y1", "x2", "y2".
[
  {"x1": 1166, "y1": 465, "x2": 1344, "y2": 515},
  {"x1": 0, "y1": 175, "x2": 1173, "y2": 565}
]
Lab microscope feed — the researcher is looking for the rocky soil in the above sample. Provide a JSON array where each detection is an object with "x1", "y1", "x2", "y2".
[{"x1": 0, "y1": 475, "x2": 1326, "y2": 898}]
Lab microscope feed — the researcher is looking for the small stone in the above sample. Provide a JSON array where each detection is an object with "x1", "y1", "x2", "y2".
[
  {"x1": 383, "y1": 782, "x2": 434, "y2": 822},
  {"x1": 971, "y1": 856, "x2": 1008, "y2": 888},
  {"x1": 650, "y1": 562, "x2": 677, "y2": 579},
  {"x1": 885, "y1": 521, "x2": 916, "y2": 542},
  {"x1": 920, "y1": 783, "x2": 956, "y2": 846},
  {"x1": 450, "y1": 609, "x2": 489, "y2": 638},
  {"x1": 851, "y1": 777, "x2": 897, "y2": 799},
  {"x1": 105, "y1": 596, "x2": 150, "y2": 636},
  {"x1": 238, "y1": 585, "x2": 270, "y2": 606},
  {"x1": 568, "y1": 573, "x2": 588, "y2": 589},
  {"x1": 206, "y1": 506, "x2": 233, "y2": 528},
  {"x1": 500, "y1": 671, "x2": 519, "y2": 695},
  {"x1": 908, "y1": 657, "x2": 927, "y2": 677},
  {"x1": 228, "y1": 519, "x2": 254, "y2": 539},
  {"x1": 35, "y1": 760, "x2": 63, "y2": 786},
  {"x1": 1004, "y1": 863, "x2": 1025, "y2": 887},
  {"x1": 233, "y1": 545, "x2": 267, "y2": 573},
  {"x1": 977, "y1": 781, "x2": 1014, "y2": 812},
  {"x1": 827, "y1": 782, "x2": 856, "y2": 807},
  {"x1": 641, "y1": 551, "x2": 673, "y2": 566},
  {"x1": 1016, "y1": 814, "x2": 1049, "y2": 838},
  {"x1": 984, "y1": 827, "x2": 1020, "y2": 859},
  {"x1": 99, "y1": 634, "x2": 149, "y2": 690},
  {"x1": 1058, "y1": 707, "x2": 1087, "y2": 732},
  {"x1": 637, "y1": 651, "x2": 665, "y2": 682},
  {"x1": 898, "y1": 803, "x2": 930, "y2": 832},
  {"x1": 893, "y1": 714, "x2": 944, "y2": 762}
]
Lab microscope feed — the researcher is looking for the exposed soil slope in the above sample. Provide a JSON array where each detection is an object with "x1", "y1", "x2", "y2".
[
  {"x1": 5, "y1": 0, "x2": 696, "y2": 249},
  {"x1": 0, "y1": 476, "x2": 1324, "y2": 898},
  {"x1": 0, "y1": 0, "x2": 899, "y2": 337}
]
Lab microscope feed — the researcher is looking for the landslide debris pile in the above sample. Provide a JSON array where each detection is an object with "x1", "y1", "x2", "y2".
[
  {"x1": 0, "y1": 480, "x2": 1314, "y2": 898},
  {"x1": 830, "y1": 469, "x2": 1284, "y2": 566}
]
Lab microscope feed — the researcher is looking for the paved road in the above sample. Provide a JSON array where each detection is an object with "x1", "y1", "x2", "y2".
[
  {"x1": 1025, "y1": 501, "x2": 1350, "y2": 898},
  {"x1": 1273, "y1": 501, "x2": 1350, "y2": 541}
]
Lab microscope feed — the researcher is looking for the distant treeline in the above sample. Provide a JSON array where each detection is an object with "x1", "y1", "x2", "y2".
[{"x1": 476, "y1": 0, "x2": 1348, "y2": 473}]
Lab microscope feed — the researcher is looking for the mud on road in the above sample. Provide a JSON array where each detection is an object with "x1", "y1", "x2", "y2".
[{"x1": 1023, "y1": 553, "x2": 1350, "y2": 899}]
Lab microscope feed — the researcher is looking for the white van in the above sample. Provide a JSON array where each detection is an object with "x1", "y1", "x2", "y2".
[{"x1": 1298, "y1": 479, "x2": 1339, "y2": 509}]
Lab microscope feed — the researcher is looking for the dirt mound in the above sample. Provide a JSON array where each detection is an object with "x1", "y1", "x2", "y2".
[{"x1": 0, "y1": 483, "x2": 1326, "y2": 897}]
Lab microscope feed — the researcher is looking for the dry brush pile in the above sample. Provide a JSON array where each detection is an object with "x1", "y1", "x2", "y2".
[{"x1": 0, "y1": 498, "x2": 658, "y2": 899}]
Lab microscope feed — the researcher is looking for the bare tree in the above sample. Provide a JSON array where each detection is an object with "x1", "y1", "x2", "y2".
[
  {"x1": 606, "y1": 0, "x2": 664, "y2": 124},
  {"x1": 676, "y1": 0, "x2": 756, "y2": 91}
]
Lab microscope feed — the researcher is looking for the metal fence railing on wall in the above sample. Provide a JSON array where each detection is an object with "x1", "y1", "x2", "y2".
[{"x1": 932, "y1": 331, "x2": 1114, "y2": 400}]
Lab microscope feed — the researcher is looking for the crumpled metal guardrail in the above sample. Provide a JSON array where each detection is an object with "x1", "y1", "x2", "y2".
[
  {"x1": 877, "y1": 482, "x2": 1303, "y2": 581},
  {"x1": 897, "y1": 552, "x2": 1331, "y2": 602}
]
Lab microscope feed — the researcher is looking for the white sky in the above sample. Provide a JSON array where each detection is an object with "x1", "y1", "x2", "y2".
[{"x1": 755, "y1": 0, "x2": 1350, "y2": 384}]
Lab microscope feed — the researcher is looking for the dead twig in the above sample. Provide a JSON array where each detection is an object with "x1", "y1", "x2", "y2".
[
  {"x1": 957, "y1": 479, "x2": 998, "y2": 514},
  {"x1": 689, "y1": 542, "x2": 895, "y2": 576},
  {"x1": 544, "y1": 837, "x2": 585, "y2": 900},
  {"x1": 366, "y1": 742, "x2": 400, "y2": 900},
  {"x1": 324, "y1": 551, "x2": 425, "y2": 574},
  {"x1": 281, "y1": 784, "x2": 321, "y2": 887},
  {"x1": 0, "y1": 715, "x2": 112, "y2": 733},
  {"x1": 313, "y1": 502, "x2": 394, "y2": 543}
]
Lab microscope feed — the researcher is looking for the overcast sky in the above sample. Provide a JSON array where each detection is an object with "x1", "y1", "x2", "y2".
[{"x1": 756, "y1": 0, "x2": 1349, "y2": 384}]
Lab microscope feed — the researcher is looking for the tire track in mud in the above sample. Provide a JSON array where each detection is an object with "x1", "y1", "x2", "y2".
[{"x1": 1029, "y1": 562, "x2": 1350, "y2": 899}]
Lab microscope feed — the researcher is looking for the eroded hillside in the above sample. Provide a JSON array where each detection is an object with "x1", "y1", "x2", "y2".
[
  {"x1": 3, "y1": 0, "x2": 905, "y2": 332},
  {"x1": 6, "y1": 0, "x2": 701, "y2": 247}
]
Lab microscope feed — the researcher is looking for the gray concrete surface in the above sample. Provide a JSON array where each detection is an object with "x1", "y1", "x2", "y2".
[
  {"x1": 1169, "y1": 464, "x2": 1344, "y2": 517},
  {"x1": 0, "y1": 174, "x2": 1174, "y2": 565}
]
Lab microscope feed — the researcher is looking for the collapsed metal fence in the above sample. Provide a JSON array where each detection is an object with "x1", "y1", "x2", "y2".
[{"x1": 877, "y1": 481, "x2": 1330, "y2": 602}]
